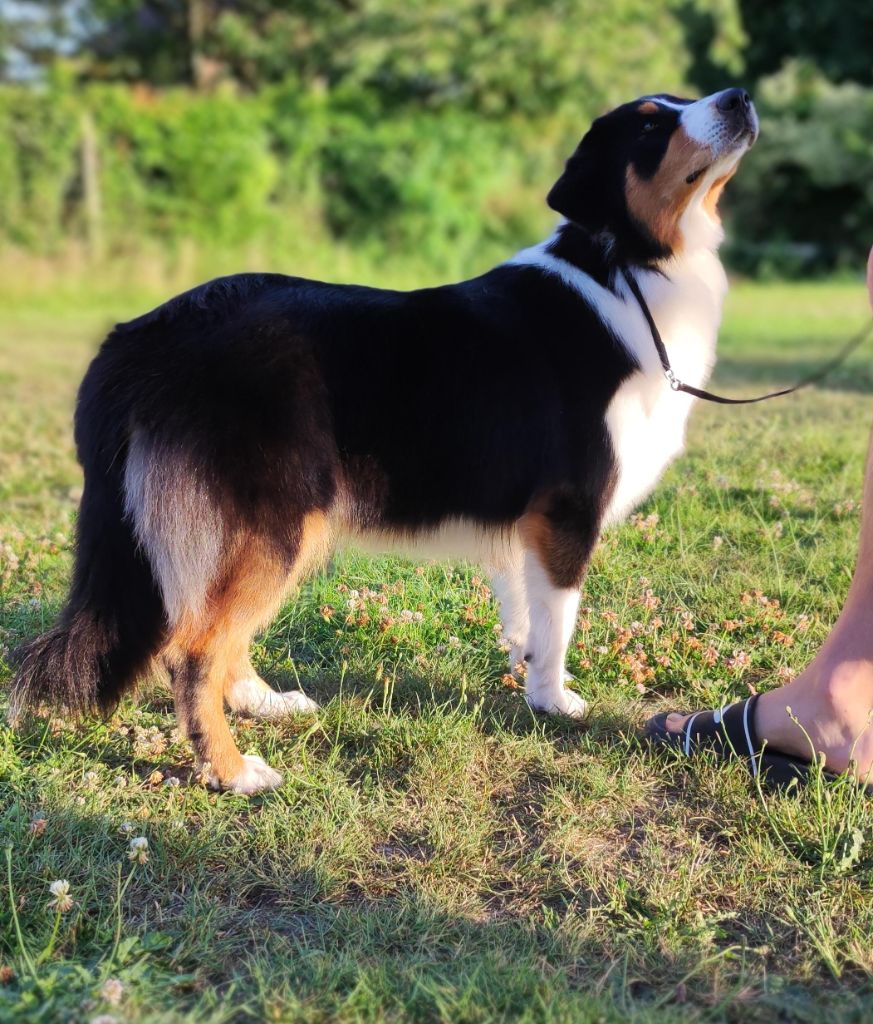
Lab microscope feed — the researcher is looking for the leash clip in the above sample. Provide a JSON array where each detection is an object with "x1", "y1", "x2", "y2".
[{"x1": 665, "y1": 369, "x2": 681, "y2": 391}]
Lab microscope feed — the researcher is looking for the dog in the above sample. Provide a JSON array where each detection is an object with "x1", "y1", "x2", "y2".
[{"x1": 10, "y1": 88, "x2": 758, "y2": 793}]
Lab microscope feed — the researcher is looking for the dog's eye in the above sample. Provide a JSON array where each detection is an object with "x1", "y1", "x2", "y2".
[{"x1": 641, "y1": 122, "x2": 657, "y2": 133}]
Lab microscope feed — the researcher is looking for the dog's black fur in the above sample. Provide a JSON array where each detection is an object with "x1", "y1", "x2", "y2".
[{"x1": 10, "y1": 89, "x2": 757, "y2": 790}]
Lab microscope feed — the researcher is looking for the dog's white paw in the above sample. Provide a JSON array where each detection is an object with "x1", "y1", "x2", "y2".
[
  {"x1": 526, "y1": 686, "x2": 589, "y2": 720},
  {"x1": 212, "y1": 754, "x2": 283, "y2": 795},
  {"x1": 228, "y1": 678, "x2": 319, "y2": 719},
  {"x1": 254, "y1": 689, "x2": 320, "y2": 718}
]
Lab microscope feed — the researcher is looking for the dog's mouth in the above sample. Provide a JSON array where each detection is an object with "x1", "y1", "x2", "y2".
[
  {"x1": 735, "y1": 119, "x2": 758, "y2": 147},
  {"x1": 685, "y1": 165, "x2": 709, "y2": 185},
  {"x1": 685, "y1": 123, "x2": 757, "y2": 186}
]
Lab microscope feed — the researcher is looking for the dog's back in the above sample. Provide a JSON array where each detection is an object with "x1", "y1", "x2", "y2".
[{"x1": 11, "y1": 87, "x2": 757, "y2": 793}]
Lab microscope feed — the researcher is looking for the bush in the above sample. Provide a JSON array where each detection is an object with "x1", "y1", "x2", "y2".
[
  {"x1": 94, "y1": 87, "x2": 279, "y2": 245},
  {"x1": 3, "y1": 60, "x2": 870, "y2": 279},
  {"x1": 0, "y1": 81, "x2": 563, "y2": 274},
  {"x1": 724, "y1": 61, "x2": 873, "y2": 275},
  {"x1": 0, "y1": 86, "x2": 81, "y2": 249}
]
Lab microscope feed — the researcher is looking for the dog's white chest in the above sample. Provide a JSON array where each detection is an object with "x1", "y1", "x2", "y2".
[{"x1": 602, "y1": 252, "x2": 726, "y2": 526}]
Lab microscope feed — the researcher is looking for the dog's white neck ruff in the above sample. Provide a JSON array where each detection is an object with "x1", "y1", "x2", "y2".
[{"x1": 507, "y1": 195, "x2": 728, "y2": 527}]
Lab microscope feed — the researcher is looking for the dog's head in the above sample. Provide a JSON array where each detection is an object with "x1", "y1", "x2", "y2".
[{"x1": 548, "y1": 88, "x2": 758, "y2": 263}]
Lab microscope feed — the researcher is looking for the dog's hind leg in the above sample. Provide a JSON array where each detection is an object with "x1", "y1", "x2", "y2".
[
  {"x1": 165, "y1": 518, "x2": 328, "y2": 793},
  {"x1": 164, "y1": 538, "x2": 290, "y2": 792},
  {"x1": 223, "y1": 513, "x2": 330, "y2": 720},
  {"x1": 168, "y1": 512, "x2": 332, "y2": 791},
  {"x1": 168, "y1": 651, "x2": 283, "y2": 794},
  {"x1": 225, "y1": 660, "x2": 319, "y2": 719}
]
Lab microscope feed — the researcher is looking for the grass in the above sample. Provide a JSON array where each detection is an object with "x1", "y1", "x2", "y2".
[{"x1": 2, "y1": 272, "x2": 873, "y2": 1022}]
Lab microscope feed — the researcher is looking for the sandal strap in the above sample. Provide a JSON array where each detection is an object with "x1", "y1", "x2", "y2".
[{"x1": 679, "y1": 694, "x2": 762, "y2": 776}]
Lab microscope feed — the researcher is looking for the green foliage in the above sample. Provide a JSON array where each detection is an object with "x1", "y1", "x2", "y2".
[
  {"x1": 94, "y1": 87, "x2": 280, "y2": 243},
  {"x1": 726, "y1": 62, "x2": 873, "y2": 275},
  {"x1": 317, "y1": 111, "x2": 536, "y2": 262},
  {"x1": 5, "y1": 1, "x2": 745, "y2": 114},
  {"x1": 0, "y1": 2, "x2": 871, "y2": 276},
  {"x1": 739, "y1": 0, "x2": 873, "y2": 86},
  {"x1": 0, "y1": 80, "x2": 563, "y2": 273},
  {"x1": 0, "y1": 86, "x2": 80, "y2": 249}
]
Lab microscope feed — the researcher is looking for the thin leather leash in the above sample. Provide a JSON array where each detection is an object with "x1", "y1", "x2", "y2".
[{"x1": 621, "y1": 267, "x2": 873, "y2": 405}]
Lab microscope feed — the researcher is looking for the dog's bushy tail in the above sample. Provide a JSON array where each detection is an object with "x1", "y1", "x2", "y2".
[{"x1": 9, "y1": 329, "x2": 166, "y2": 721}]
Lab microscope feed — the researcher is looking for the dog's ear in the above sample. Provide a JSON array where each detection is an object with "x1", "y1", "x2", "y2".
[{"x1": 547, "y1": 144, "x2": 608, "y2": 234}]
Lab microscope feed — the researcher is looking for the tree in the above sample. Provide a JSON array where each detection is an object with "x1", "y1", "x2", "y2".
[
  {"x1": 738, "y1": 0, "x2": 873, "y2": 86},
  {"x1": 3, "y1": 0, "x2": 747, "y2": 114}
]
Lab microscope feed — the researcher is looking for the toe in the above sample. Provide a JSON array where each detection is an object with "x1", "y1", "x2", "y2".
[
  {"x1": 215, "y1": 754, "x2": 283, "y2": 795},
  {"x1": 277, "y1": 690, "x2": 319, "y2": 715},
  {"x1": 664, "y1": 712, "x2": 688, "y2": 735},
  {"x1": 526, "y1": 687, "x2": 589, "y2": 720},
  {"x1": 560, "y1": 690, "x2": 589, "y2": 719}
]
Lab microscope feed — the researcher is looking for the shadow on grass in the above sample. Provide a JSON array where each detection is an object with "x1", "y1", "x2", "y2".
[
  {"x1": 3, "y1": 770, "x2": 870, "y2": 1024},
  {"x1": 266, "y1": 661, "x2": 607, "y2": 742}
]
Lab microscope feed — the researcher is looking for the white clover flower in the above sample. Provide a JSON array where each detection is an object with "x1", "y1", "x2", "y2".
[
  {"x1": 118, "y1": 821, "x2": 134, "y2": 835},
  {"x1": 163, "y1": 776, "x2": 180, "y2": 788},
  {"x1": 84, "y1": 770, "x2": 99, "y2": 787},
  {"x1": 128, "y1": 837, "x2": 149, "y2": 864},
  {"x1": 448, "y1": 636, "x2": 460, "y2": 647},
  {"x1": 47, "y1": 879, "x2": 73, "y2": 913},
  {"x1": 90, "y1": 1016, "x2": 119, "y2": 1024},
  {"x1": 100, "y1": 978, "x2": 124, "y2": 1006}
]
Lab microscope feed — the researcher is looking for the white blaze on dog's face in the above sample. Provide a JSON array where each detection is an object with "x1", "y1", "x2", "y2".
[{"x1": 548, "y1": 88, "x2": 758, "y2": 261}]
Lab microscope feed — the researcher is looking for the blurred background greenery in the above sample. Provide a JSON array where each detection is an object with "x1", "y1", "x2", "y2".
[{"x1": 1, "y1": 0, "x2": 872, "y2": 306}]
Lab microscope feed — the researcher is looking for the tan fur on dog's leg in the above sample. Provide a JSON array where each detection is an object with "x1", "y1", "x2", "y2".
[
  {"x1": 165, "y1": 518, "x2": 329, "y2": 791},
  {"x1": 222, "y1": 513, "x2": 329, "y2": 719},
  {"x1": 165, "y1": 539, "x2": 291, "y2": 792}
]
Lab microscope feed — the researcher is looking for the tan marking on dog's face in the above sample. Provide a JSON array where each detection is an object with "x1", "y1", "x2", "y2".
[
  {"x1": 637, "y1": 101, "x2": 659, "y2": 115},
  {"x1": 702, "y1": 169, "x2": 737, "y2": 221},
  {"x1": 624, "y1": 125, "x2": 709, "y2": 252}
]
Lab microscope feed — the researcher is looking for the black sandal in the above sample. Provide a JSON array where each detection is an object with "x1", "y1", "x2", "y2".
[{"x1": 644, "y1": 693, "x2": 870, "y2": 793}]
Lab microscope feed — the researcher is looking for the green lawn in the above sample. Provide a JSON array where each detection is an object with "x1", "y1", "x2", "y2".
[{"x1": 2, "y1": 278, "x2": 873, "y2": 1022}]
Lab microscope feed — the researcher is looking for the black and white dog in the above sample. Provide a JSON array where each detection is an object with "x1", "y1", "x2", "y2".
[{"x1": 12, "y1": 88, "x2": 758, "y2": 793}]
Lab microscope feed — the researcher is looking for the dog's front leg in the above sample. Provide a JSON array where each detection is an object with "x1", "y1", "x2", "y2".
[
  {"x1": 522, "y1": 552, "x2": 587, "y2": 718},
  {"x1": 491, "y1": 560, "x2": 530, "y2": 677},
  {"x1": 518, "y1": 508, "x2": 594, "y2": 719}
]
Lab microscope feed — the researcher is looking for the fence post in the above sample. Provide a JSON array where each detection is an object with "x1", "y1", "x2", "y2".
[{"x1": 80, "y1": 110, "x2": 103, "y2": 262}]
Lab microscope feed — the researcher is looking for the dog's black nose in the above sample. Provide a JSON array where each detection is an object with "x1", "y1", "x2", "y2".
[{"x1": 716, "y1": 87, "x2": 751, "y2": 113}]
